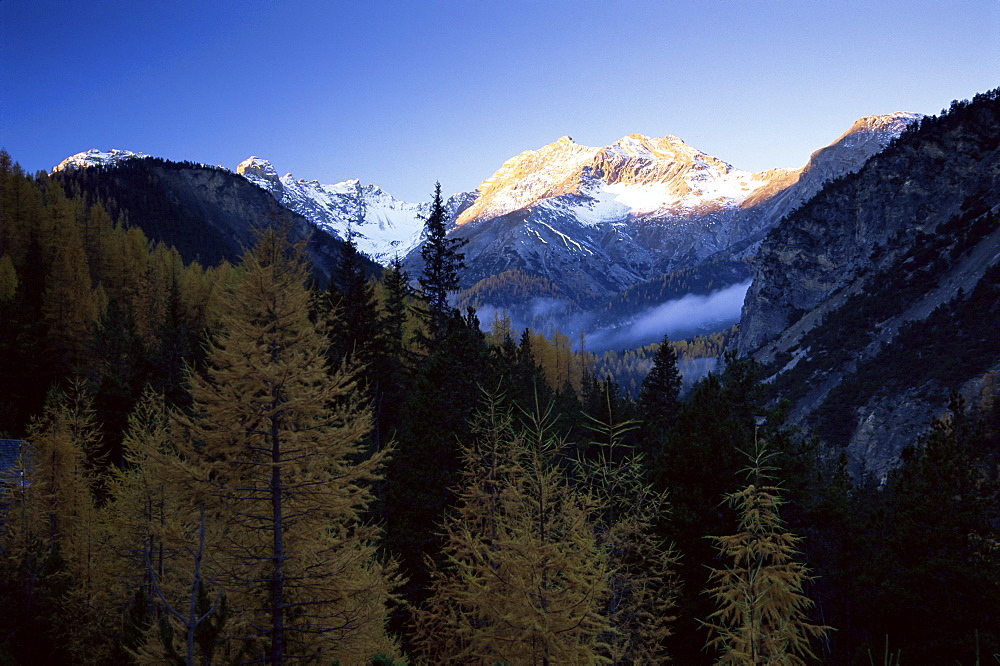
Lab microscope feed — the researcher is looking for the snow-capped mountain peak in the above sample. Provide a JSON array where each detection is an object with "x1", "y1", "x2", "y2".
[
  {"x1": 236, "y1": 156, "x2": 285, "y2": 198},
  {"x1": 438, "y1": 113, "x2": 920, "y2": 308},
  {"x1": 236, "y1": 156, "x2": 280, "y2": 181},
  {"x1": 235, "y1": 158, "x2": 431, "y2": 263},
  {"x1": 455, "y1": 133, "x2": 773, "y2": 227},
  {"x1": 52, "y1": 148, "x2": 147, "y2": 172}
]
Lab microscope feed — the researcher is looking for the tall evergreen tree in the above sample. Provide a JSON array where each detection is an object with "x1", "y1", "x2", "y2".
[
  {"x1": 412, "y1": 391, "x2": 610, "y2": 664},
  {"x1": 417, "y1": 182, "x2": 466, "y2": 341},
  {"x1": 638, "y1": 334, "x2": 682, "y2": 453},
  {"x1": 327, "y1": 204, "x2": 380, "y2": 368},
  {"x1": 576, "y1": 410, "x2": 680, "y2": 663},
  {"x1": 703, "y1": 437, "x2": 829, "y2": 665},
  {"x1": 379, "y1": 257, "x2": 409, "y2": 355},
  {"x1": 176, "y1": 229, "x2": 400, "y2": 664},
  {"x1": 87, "y1": 297, "x2": 148, "y2": 468},
  {"x1": 368, "y1": 256, "x2": 413, "y2": 451},
  {"x1": 383, "y1": 309, "x2": 489, "y2": 641}
]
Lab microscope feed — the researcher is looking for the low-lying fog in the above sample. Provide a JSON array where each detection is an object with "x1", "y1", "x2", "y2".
[
  {"x1": 475, "y1": 280, "x2": 751, "y2": 353},
  {"x1": 586, "y1": 280, "x2": 751, "y2": 351}
]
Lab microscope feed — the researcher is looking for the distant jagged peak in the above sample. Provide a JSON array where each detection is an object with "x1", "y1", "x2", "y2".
[
  {"x1": 605, "y1": 133, "x2": 699, "y2": 157},
  {"x1": 326, "y1": 177, "x2": 369, "y2": 195},
  {"x1": 498, "y1": 135, "x2": 597, "y2": 169},
  {"x1": 237, "y1": 157, "x2": 372, "y2": 200},
  {"x1": 236, "y1": 156, "x2": 281, "y2": 181},
  {"x1": 52, "y1": 148, "x2": 147, "y2": 173},
  {"x1": 236, "y1": 156, "x2": 286, "y2": 199},
  {"x1": 598, "y1": 133, "x2": 739, "y2": 181},
  {"x1": 230, "y1": 161, "x2": 429, "y2": 264},
  {"x1": 237, "y1": 159, "x2": 372, "y2": 198}
]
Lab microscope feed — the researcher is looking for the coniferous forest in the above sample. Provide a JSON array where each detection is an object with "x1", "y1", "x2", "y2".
[{"x1": 0, "y1": 150, "x2": 997, "y2": 665}]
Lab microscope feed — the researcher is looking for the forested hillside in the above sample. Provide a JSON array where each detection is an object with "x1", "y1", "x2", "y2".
[
  {"x1": 51, "y1": 156, "x2": 379, "y2": 284},
  {"x1": 0, "y1": 129, "x2": 997, "y2": 664}
]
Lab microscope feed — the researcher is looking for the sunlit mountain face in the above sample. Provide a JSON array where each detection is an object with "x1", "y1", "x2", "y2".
[
  {"x1": 50, "y1": 112, "x2": 919, "y2": 347},
  {"x1": 455, "y1": 133, "x2": 787, "y2": 228},
  {"x1": 432, "y1": 114, "x2": 919, "y2": 316}
]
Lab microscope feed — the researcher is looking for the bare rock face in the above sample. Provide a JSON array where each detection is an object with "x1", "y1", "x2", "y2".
[
  {"x1": 443, "y1": 115, "x2": 919, "y2": 308},
  {"x1": 734, "y1": 92, "x2": 1000, "y2": 478},
  {"x1": 735, "y1": 106, "x2": 997, "y2": 361}
]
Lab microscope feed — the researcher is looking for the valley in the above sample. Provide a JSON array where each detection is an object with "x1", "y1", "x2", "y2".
[{"x1": 1, "y1": 87, "x2": 997, "y2": 665}]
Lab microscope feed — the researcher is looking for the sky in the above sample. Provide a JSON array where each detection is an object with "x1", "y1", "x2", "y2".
[{"x1": 3, "y1": 0, "x2": 998, "y2": 203}]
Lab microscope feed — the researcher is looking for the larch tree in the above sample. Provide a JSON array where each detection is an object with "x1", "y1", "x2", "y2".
[
  {"x1": 175, "y1": 229, "x2": 400, "y2": 664},
  {"x1": 412, "y1": 391, "x2": 610, "y2": 665},
  {"x1": 408, "y1": 389, "x2": 516, "y2": 662},
  {"x1": 0, "y1": 151, "x2": 44, "y2": 269},
  {"x1": 703, "y1": 437, "x2": 829, "y2": 665},
  {"x1": 577, "y1": 409, "x2": 680, "y2": 664},
  {"x1": 102, "y1": 388, "x2": 230, "y2": 666},
  {"x1": 40, "y1": 197, "x2": 99, "y2": 372},
  {"x1": 0, "y1": 381, "x2": 115, "y2": 663}
]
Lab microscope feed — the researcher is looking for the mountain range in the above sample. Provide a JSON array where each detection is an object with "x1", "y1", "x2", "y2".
[
  {"x1": 55, "y1": 111, "x2": 919, "y2": 342},
  {"x1": 441, "y1": 113, "x2": 918, "y2": 302},
  {"x1": 50, "y1": 153, "x2": 380, "y2": 284},
  {"x1": 49, "y1": 91, "x2": 1000, "y2": 475}
]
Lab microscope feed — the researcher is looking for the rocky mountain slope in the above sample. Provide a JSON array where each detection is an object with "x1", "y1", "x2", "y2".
[
  {"x1": 733, "y1": 90, "x2": 1000, "y2": 478},
  {"x1": 438, "y1": 115, "x2": 919, "y2": 311}
]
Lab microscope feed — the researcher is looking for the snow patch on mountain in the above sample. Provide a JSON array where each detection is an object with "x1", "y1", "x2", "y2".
[{"x1": 52, "y1": 148, "x2": 147, "y2": 172}]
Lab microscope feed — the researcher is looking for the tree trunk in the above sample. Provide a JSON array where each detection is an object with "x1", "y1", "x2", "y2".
[{"x1": 270, "y1": 409, "x2": 285, "y2": 665}]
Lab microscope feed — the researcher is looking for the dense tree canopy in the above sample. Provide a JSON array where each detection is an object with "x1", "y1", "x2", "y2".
[{"x1": 0, "y1": 151, "x2": 996, "y2": 663}]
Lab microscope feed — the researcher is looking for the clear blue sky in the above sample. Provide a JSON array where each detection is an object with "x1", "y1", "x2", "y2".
[{"x1": 2, "y1": 0, "x2": 997, "y2": 202}]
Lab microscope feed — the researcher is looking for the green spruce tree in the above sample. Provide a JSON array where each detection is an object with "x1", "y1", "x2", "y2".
[
  {"x1": 638, "y1": 334, "x2": 682, "y2": 453},
  {"x1": 417, "y1": 182, "x2": 466, "y2": 342}
]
